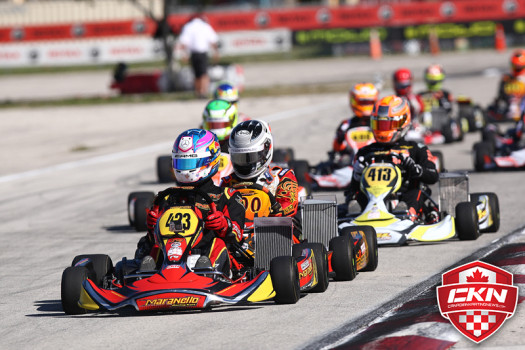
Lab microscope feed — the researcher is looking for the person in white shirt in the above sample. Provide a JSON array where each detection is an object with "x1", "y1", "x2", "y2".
[{"x1": 178, "y1": 13, "x2": 219, "y2": 98}]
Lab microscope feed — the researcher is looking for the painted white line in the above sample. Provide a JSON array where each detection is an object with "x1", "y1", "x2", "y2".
[{"x1": 0, "y1": 99, "x2": 345, "y2": 184}]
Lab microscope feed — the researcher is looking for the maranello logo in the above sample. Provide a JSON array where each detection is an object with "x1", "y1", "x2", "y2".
[{"x1": 437, "y1": 261, "x2": 519, "y2": 343}]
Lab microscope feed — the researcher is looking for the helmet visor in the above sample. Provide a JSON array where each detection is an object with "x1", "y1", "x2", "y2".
[
  {"x1": 371, "y1": 112, "x2": 407, "y2": 132},
  {"x1": 204, "y1": 120, "x2": 232, "y2": 130},
  {"x1": 172, "y1": 155, "x2": 211, "y2": 171},
  {"x1": 395, "y1": 82, "x2": 410, "y2": 91},
  {"x1": 230, "y1": 148, "x2": 268, "y2": 177}
]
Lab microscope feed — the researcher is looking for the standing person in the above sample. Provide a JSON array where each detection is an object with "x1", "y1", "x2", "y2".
[{"x1": 178, "y1": 12, "x2": 219, "y2": 98}]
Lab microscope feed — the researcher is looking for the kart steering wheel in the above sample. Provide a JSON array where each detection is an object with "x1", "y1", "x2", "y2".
[
  {"x1": 360, "y1": 152, "x2": 405, "y2": 168},
  {"x1": 154, "y1": 187, "x2": 217, "y2": 214}
]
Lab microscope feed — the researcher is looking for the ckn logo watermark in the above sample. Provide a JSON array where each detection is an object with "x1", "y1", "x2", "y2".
[{"x1": 437, "y1": 261, "x2": 518, "y2": 343}]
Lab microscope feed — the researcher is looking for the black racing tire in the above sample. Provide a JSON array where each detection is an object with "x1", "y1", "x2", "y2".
[
  {"x1": 61, "y1": 266, "x2": 89, "y2": 315},
  {"x1": 359, "y1": 226, "x2": 378, "y2": 272},
  {"x1": 441, "y1": 122, "x2": 454, "y2": 144},
  {"x1": 270, "y1": 256, "x2": 300, "y2": 304},
  {"x1": 272, "y1": 148, "x2": 295, "y2": 163},
  {"x1": 329, "y1": 234, "x2": 357, "y2": 281},
  {"x1": 470, "y1": 192, "x2": 500, "y2": 233},
  {"x1": 430, "y1": 150, "x2": 445, "y2": 173},
  {"x1": 481, "y1": 128, "x2": 497, "y2": 152},
  {"x1": 132, "y1": 194, "x2": 155, "y2": 232},
  {"x1": 292, "y1": 243, "x2": 329, "y2": 293},
  {"x1": 289, "y1": 159, "x2": 311, "y2": 196},
  {"x1": 72, "y1": 254, "x2": 114, "y2": 286},
  {"x1": 473, "y1": 142, "x2": 493, "y2": 172},
  {"x1": 127, "y1": 191, "x2": 155, "y2": 227},
  {"x1": 455, "y1": 202, "x2": 479, "y2": 240},
  {"x1": 156, "y1": 155, "x2": 174, "y2": 183}
]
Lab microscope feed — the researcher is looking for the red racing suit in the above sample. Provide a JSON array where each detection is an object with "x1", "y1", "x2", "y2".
[{"x1": 136, "y1": 179, "x2": 245, "y2": 274}]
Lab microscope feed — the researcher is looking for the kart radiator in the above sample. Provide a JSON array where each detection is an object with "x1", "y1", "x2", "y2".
[
  {"x1": 301, "y1": 197, "x2": 338, "y2": 249},
  {"x1": 439, "y1": 172, "x2": 469, "y2": 216},
  {"x1": 253, "y1": 217, "x2": 293, "y2": 270}
]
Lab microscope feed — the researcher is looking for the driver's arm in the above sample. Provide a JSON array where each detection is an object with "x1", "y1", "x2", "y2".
[
  {"x1": 416, "y1": 147, "x2": 439, "y2": 184},
  {"x1": 220, "y1": 188, "x2": 245, "y2": 243}
]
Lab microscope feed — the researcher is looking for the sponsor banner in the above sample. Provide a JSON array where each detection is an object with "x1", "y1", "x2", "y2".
[
  {"x1": 0, "y1": 37, "x2": 163, "y2": 67},
  {"x1": 1, "y1": 1, "x2": 525, "y2": 43},
  {"x1": 218, "y1": 28, "x2": 291, "y2": 56}
]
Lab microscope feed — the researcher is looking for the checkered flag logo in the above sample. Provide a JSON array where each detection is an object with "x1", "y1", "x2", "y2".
[{"x1": 437, "y1": 261, "x2": 519, "y2": 343}]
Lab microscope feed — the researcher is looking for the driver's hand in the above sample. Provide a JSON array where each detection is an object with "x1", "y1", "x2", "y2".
[
  {"x1": 146, "y1": 206, "x2": 160, "y2": 233},
  {"x1": 352, "y1": 156, "x2": 368, "y2": 181},
  {"x1": 205, "y1": 211, "x2": 230, "y2": 237},
  {"x1": 402, "y1": 155, "x2": 423, "y2": 178}
]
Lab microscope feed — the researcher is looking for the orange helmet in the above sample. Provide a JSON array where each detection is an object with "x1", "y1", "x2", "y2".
[
  {"x1": 350, "y1": 83, "x2": 379, "y2": 117},
  {"x1": 371, "y1": 95, "x2": 411, "y2": 143},
  {"x1": 511, "y1": 49, "x2": 525, "y2": 77}
]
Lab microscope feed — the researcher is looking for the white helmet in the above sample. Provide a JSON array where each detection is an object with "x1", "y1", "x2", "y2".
[{"x1": 229, "y1": 120, "x2": 273, "y2": 179}]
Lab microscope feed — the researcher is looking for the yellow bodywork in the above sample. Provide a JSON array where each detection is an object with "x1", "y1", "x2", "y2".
[
  {"x1": 79, "y1": 286, "x2": 99, "y2": 311},
  {"x1": 247, "y1": 274, "x2": 276, "y2": 302}
]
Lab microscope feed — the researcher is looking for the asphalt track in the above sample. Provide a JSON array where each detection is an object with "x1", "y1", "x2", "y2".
[{"x1": 1, "y1": 50, "x2": 524, "y2": 349}]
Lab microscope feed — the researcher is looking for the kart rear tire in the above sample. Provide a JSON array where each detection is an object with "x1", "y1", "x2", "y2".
[
  {"x1": 455, "y1": 202, "x2": 479, "y2": 240},
  {"x1": 127, "y1": 191, "x2": 155, "y2": 227},
  {"x1": 157, "y1": 155, "x2": 174, "y2": 183},
  {"x1": 292, "y1": 243, "x2": 329, "y2": 293},
  {"x1": 289, "y1": 159, "x2": 311, "y2": 195},
  {"x1": 72, "y1": 254, "x2": 113, "y2": 286},
  {"x1": 61, "y1": 266, "x2": 89, "y2": 315},
  {"x1": 359, "y1": 226, "x2": 378, "y2": 272},
  {"x1": 273, "y1": 148, "x2": 295, "y2": 163},
  {"x1": 473, "y1": 142, "x2": 493, "y2": 172},
  {"x1": 270, "y1": 256, "x2": 300, "y2": 304},
  {"x1": 441, "y1": 122, "x2": 454, "y2": 144},
  {"x1": 329, "y1": 234, "x2": 357, "y2": 281},
  {"x1": 471, "y1": 192, "x2": 500, "y2": 233}
]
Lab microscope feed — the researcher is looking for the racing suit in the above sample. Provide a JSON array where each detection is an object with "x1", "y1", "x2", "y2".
[
  {"x1": 135, "y1": 179, "x2": 245, "y2": 274},
  {"x1": 399, "y1": 92, "x2": 425, "y2": 124},
  {"x1": 418, "y1": 89, "x2": 454, "y2": 114},
  {"x1": 332, "y1": 116, "x2": 372, "y2": 167},
  {"x1": 345, "y1": 139, "x2": 439, "y2": 219},
  {"x1": 491, "y1": 74, "x2": 525, "y2": 120}
]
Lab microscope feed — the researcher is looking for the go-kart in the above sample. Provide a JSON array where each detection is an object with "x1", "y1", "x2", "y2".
[
  {"x1": 415, "y1": 108, "x2": 463, "y2": 144},
  {"x1": 231, "y1": 182, "x2": 378, "y2": 285},
  {"x1": 456, "y1": 96, "x2": 486, "y2": 132},
  {"x1": 302, "y1": 125, "x2": 444, "y2": 190},
  {"x1": 338, "y1": 152, "x2": 499, "y2": 246},
  {"x1": 486, "y1": 78, "x2": 525, "y2": 123},
  {"x1": 473, "y1": 124, "x2": 525, "y2": 171},
  {"x1": 61, "y1": 188, "x2": 311, "y2": 315}
]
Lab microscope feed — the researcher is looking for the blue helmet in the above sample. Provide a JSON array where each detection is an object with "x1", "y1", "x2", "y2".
[
  {"x1": 171, "y1": 129, "x2": 221, "y2": 184},
  {"x1": 214, "y1": 82, "x2": 239, "y2": 104}
]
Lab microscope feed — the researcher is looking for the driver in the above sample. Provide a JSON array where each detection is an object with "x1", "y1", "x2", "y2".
[
  {"x1": 417, "y1": 64, "x2": 454, "y2": 115},
  {"x1": 201, "y1": 98, "x2": 239, "y2": 152},
  {"x1": 344, "y1": 95, "x2": 439, "y2": 222},
  {"x1": 333, "y1": 82, "x2": 379, "y2": 161},
  {"x1": 135, "y1": 129, "x2": 245, "y2": 275},
  {"x1": 491, "y1": 49, "x2": 525, "y2": 118},
  {"x1": 220, "y1": 119, "x2": 300, "y2": 219}
]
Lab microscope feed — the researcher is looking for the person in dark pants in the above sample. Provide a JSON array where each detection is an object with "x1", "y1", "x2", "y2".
[
  {"x1": 345, "y1": 95, "x2": 439, "y2": 222},
  {"x1": 178, "y1": 13, "x2": 219, "y2": 98}
]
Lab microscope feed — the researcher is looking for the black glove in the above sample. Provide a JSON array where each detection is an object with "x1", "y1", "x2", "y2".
[{"x1": 402, "y1": 155, "x2": 423, "y2": 178}]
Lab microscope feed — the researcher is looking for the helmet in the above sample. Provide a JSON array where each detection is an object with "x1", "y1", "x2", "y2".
[
  {"x1": 202, "y1": 99, "x2": 239, "y2": 142},
  {"x1": 171, "y1": 129, "x2": 221, "y2": 184},
  {"x1": 229, "y1": 120, "x2": 273, "y2": 179},
  {"x1": 424, "y1": 64, "x2": 445, "y2": 92},
  {"x1": 350, "y1": 83, "x2": 379, "y2": 117},
  {"x1": 214, "y1": 82, "x2": 239, "y2": 104},
  {"x1": 393, "y1": 68, "x2": 413, "y2": 96},
  {"x1": 371, "y1": 95, "x2": 411, "y2": 143},
  {"x1": 511, "y1": 49, "x2": 525, "y2": 77}
]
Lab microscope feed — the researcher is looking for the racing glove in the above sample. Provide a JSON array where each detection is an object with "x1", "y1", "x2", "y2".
[
  {"x1": 402, "y1": 156, "x2": 423, "y2": 179},
  {"x1": 146, "y1": 205, "x2": 160, "y2": 233},
  {"x1": 205, "y1": 211, "x2": 231, "y2": 238}
]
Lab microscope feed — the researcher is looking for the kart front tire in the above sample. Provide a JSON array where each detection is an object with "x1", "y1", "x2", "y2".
[
  {"x1": 270, "y1": 256, "x2": 300, "y2": 304},
  {"x1": 61, "y1": 266, "x2": 89, "y2": 315},
  {"x1": 293, "y1": 243, "x2": 329, "y2": 293},
  {"x1": 455, "y1": 202, "x2": 479, "y2": 240},
  {"x1": 471, "y1": 192, "x2": 500, "y2": 233},
  {"x1": 473, "y1": 142, "x2": 493, "y2": 172},
  {"x1": 127, "y1": 191, "x2": 155, "y2": 227},
  {"x1": 359, "y1": 226, "x2": 379, "y2": 272},
  {"x1": 329, "y1": 234, "x2": 357, "y2": 281},
  {"x1": 157, "y1": 155, "x2": 174, "y2": 183},
  {"x1": 72, "y1": 254, "x2": 114, "y2": 286}
]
